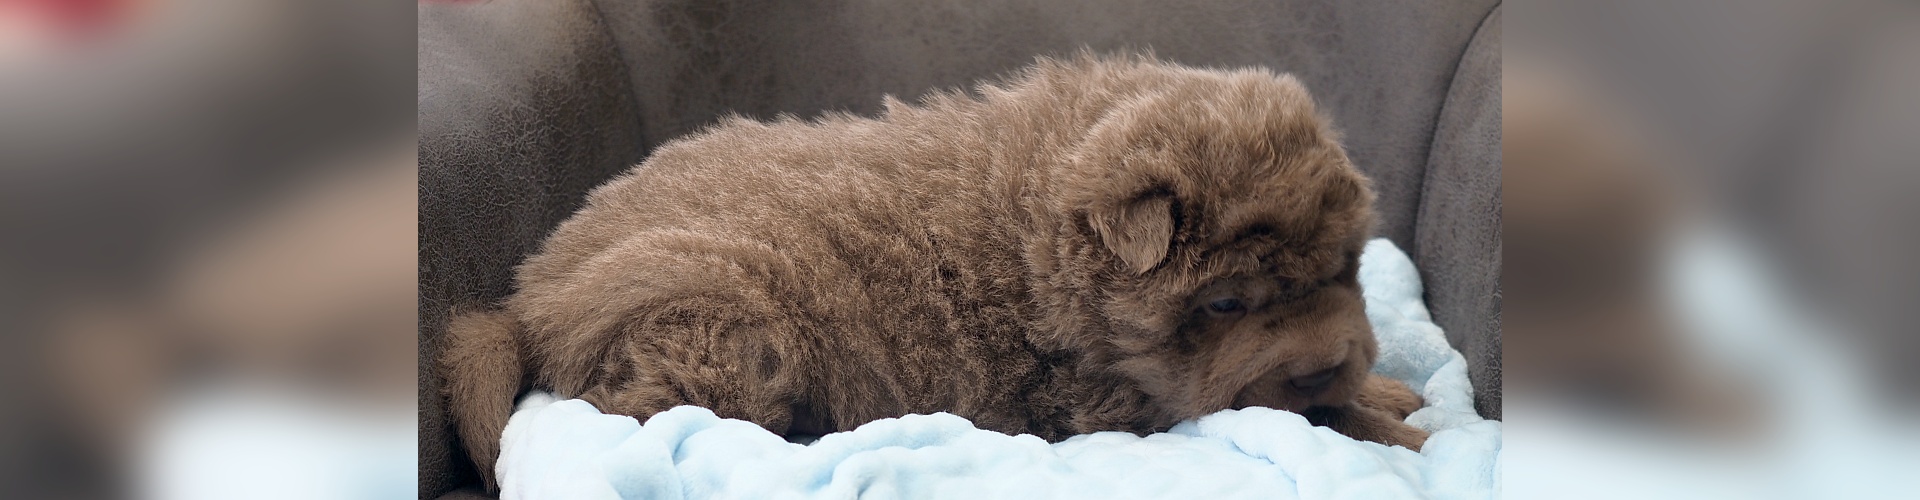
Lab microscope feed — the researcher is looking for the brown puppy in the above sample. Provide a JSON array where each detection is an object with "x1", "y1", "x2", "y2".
[{"x1": 443, "y1": 53, "x2": 1426, "y2": 489}]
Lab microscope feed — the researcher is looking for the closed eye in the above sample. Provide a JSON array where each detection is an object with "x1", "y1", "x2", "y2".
[{"x1": 1205, "y1": 297, "x2": 1244, "y2": 315}]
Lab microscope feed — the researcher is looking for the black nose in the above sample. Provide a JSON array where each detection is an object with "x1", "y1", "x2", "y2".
[{"x1": 1288, "y1": 367, "x2": 1340, "y2": 395}]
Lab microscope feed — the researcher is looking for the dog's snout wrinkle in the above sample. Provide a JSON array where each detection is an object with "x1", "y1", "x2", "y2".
[{"x1": 1288, "y1": 366, "x2": 1340, "y2": 394}]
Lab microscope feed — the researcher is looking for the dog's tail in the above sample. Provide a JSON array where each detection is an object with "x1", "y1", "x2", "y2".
[{"x1": 440, "y1": 308, "x2": 527, "y2": 492}]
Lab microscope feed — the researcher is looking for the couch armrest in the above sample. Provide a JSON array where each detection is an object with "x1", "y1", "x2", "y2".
[
  {"x1": 1415, "y1": 6, "x2": 1502, "y2": 420},
  {"x1": 417, "y1": 0, "x2": 643, "y2": 496}
]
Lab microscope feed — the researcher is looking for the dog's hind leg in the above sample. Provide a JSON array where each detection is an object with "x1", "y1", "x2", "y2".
[
  {"x1": 579, "y1": 309, "x2": 807, "y2": 436},
  {"x1": 521, "y1": 235, "x2": 821, "y2": 436}
]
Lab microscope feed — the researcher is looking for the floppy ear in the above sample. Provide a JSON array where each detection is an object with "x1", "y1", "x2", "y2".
[{"x1": 1090, "y1": 193, "x2": 1175, "y2": 274}]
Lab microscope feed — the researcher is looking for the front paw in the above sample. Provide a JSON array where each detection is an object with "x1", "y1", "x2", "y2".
[
  {"x1": 1304, "y1": 404, "x2": 1430, "y2": 451},
  {"x1": 1376, "y1": 417, "x2": 1430, "y2": 451},
  {"x1": 1355, "y1": 374, "x2": 1423, "y2": 420}
]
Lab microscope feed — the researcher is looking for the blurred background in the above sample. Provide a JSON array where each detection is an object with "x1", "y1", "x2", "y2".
[
  {"x1": 0, "y1": 0, "x2": 414, "y2": 498},
  {"x1": 1506, "y1": 0, "x2": 1920, "y2": 498}
]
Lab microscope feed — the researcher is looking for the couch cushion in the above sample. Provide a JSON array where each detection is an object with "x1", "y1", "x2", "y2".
[
  {"x1": 1417, "y1": 6, "x2": 1502, "y2": 420},
  {"x1": 419, "y1": 1, "x2": 1506, "y2": 495}
]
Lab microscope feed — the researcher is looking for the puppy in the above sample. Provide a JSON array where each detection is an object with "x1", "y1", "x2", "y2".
[{"x1": 443, "y1": 54, "x2": 1426, "y2": 489}]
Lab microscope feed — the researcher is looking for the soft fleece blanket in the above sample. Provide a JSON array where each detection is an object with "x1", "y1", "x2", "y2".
[{"x1": 497, "y1": 239, "x2": 1501, "y2": 499}]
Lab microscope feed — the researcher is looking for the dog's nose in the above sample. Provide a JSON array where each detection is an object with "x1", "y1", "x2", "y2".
[{"x1": 1288, "y1": 367, "x2": 1340, "y2": 395}]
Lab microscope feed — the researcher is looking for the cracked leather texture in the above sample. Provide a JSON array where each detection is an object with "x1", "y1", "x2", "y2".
[{"x1": 419, "y1": 0, "x2": 1503, "y2": 497}]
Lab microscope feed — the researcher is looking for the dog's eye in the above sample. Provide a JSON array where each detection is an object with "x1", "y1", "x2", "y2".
[{"x1": 1206, "y1": 297, "x2": 1244, "y2": 314}]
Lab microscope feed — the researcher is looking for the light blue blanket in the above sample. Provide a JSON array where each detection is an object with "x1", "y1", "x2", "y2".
[{"x1": 498, "y1": 239, "x2": 1501, "y2": 499}]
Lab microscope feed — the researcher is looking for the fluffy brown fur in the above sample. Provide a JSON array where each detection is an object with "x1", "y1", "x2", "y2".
[{"x1": 443, "y1": 53, "x2": 1426, "y2": 489}]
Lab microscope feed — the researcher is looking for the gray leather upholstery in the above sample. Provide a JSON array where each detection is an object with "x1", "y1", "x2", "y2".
[
  {"x1": 1417, "y1": 6, "x2": 1502, "y2": 422},
  {"x1": 418, "y1": 0, "x2": 1503, "y2": 497},
  {"x1": 419, "y1": 0, "x2": 645, "y2": 492}
]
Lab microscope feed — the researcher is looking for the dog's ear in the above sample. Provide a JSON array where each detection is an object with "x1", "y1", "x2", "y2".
[{"x1": 1091, "y1": 193, "x2": 1174, "y2": 274}]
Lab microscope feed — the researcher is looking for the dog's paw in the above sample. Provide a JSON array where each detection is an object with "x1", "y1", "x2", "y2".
[
  {"x1": 1355, "y1": 374, "x2": 1423, "y2": 420},
  {"x1": 1381, "y1": 419, "x2": 1431, "y2": 451},
  {"x1": 1304, "y1": 403, "x2": 1430, "y2": 451}
]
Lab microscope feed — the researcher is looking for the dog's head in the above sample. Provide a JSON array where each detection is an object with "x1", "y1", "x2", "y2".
[{"x1": 1057, "y1": 68, "x2": 1377, "y2": 421}]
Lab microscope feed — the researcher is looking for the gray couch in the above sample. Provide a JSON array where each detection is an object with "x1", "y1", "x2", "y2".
[{"x1": 419, "y1": 0, "x2": 1501, "y2": 497}]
